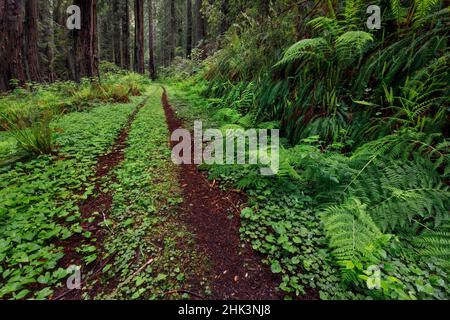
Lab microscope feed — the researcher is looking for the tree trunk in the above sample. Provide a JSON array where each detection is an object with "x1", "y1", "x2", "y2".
[
  {"x1": 73, "y1": 0, "x2": 99, "y2": 81},
  {"x1": 148, "y1": 0, "x2": 156, "y2": 80},
  {"x1": 24, "y1": 0, "x2": 41, "y2": 82},
  {"x1": 186, "y1": 0, "x2": 193, "y2": 57},
  {"x1": 38, "y1": 0, "x2": 55, "y2": 82},
  {"x1": 193, "y1": 0, "x2": 206, "y2": 47},
  {"x1": 220, "y1": 0, "x2": 229, "y2": 35},
  {"x1": 169, "y1": 0, "x2": 176, "y2": 62},
  {"x1": 112, "y1": 0, "x2": 121, "y2": 66},
  {"x1": 134, "y1": 0, "x2": 144, "y2": 74},
  {"x1": 122, "y1": 0, "x2": 130, "y2": 69},
  {"x1": 0, "y1": 0, "x2": 26, "y2": 91}
]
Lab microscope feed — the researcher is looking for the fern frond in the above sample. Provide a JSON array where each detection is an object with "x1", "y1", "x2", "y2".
[
  {"x1": 414, "y1": 0, "x2": 441, "y2": 23},
  {"x1": 275, "y1": 37, "x2": 331, "y2": 67},
  {"x1": 307, "y1": 17, "x2": 339, "y2": 36},
  {"x1": 322, "y1": 198, "x2": 390, "y2": 265},
  {"x1": 415, "y1": 223, "x2": 450, "y2": 262},
  {"x1": 335, "y1": 31, "x2": 373, "y2": 68}
]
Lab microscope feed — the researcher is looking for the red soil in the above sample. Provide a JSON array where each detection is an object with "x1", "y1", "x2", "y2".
[
  {"x1": 162, "y1": 89, "x2": 283, "y2": 300},
  {"x1": 52, "y1": 99, "x2": 147, "y2": 300}
]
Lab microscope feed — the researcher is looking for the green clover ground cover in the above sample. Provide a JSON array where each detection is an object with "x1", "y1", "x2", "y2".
[
  {"x1": 92, "y1": 86, "x2": 203, "y2": 300},
  {"x1": 0, "y1": 99, "x2": 139, "y2": 299},
  {"x1": 166, "y1": 82, "x2": 450, "y2": 301}
]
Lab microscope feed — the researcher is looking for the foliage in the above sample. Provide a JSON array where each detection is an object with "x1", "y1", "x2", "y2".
[
  {"x1": 0, "y1": 108, "x2": 54, "y2": 155},
  {"x1": 0, "y1": 100, "x2": 137, "y2": 299},
  {"x1": 94, "y1": 87, "x2": 201, "y2": 300}
]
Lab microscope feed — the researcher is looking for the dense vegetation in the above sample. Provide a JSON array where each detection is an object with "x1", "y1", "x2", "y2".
[
  {"x1": 164, "y1": 0, "x2": 450, "y2": 300},
  {"x1": 0, "y1": 0, "x2": 448, "y2": 300}
]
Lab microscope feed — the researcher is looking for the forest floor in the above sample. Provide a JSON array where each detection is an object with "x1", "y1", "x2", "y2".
[
  {"x1": 3, "y1": 85, "x2": 283, "y2": 300},
  {"x1": 162, "y1": 89, "x2": 282, "y2": 300}
]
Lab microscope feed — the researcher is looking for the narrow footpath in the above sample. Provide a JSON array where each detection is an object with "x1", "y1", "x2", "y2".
[{"x1": 162, "y1": 89, "x2": 282, "y2": 300}]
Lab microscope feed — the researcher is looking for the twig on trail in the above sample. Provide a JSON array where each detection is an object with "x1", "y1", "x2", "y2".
[
  {"x1": 226, "y1": 197, "x2": 241, "y2": 215},
  {"x1": 163, "y1": 289, "x2": 205, "y2": 300},
  {"x1": 106, "y1": 257, "x2": 155, "y2": 298}
]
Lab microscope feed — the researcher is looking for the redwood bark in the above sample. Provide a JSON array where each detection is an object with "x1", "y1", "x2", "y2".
[
  {"x1": 186, "y1": 0, "x2": 193, "y2": 57},
  {"x1": 73, "y1": 0, "x2": 99, "y2": 80},
  {"x1": 0, "y1": 0, "x2": 26, "y2": 91},
  {"x1": 134, "y1": 0, "x2": 144, "y2": 74},
  {"x1": 112, "y1": 0, "x2": 121, "y2": 66},
  {"x1": 38, "y1": 0, "x2": 55, "y2": 82},
  {"x1": 148, "y1": 0, "x2": 156, "y2": 80},
  {"x1": 169, "y1": 0, "x2": 176, "y2": 62},
  {"x1": 193, "y1": 0, "x2": 206, "y2": 47},
  {"x1": 24, "y1": 0, "x2": 42, "y2": 82},
  {"x1": 121, "y1": 0, "x2": 130, "y2": 69}
]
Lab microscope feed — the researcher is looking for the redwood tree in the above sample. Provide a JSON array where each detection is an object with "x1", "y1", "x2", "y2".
[
  {"x1": 186, "y1": 0, "x2": 193, "y2": 57},
  {"x1": 134, "y1": 0, "x2": 145, "y2": 74},
  {"x1": 38, "y1": 0, "x2": 55, "y2": 82},
  {"x1": 73, "y1": 0, "x2": 99, "y2": 80},
  {"x1": 148, "y1": 0, "x2": 156, "y2": 80},
  {"x1": 169, "y1": 0, "x2": 176, "y2": 62},
  {"x1": 193, "y1": 0, "x2": 206, "y2": 47},
  {"x1": 122, "y1": 0, "x2": 130, "y2": 69},
  {"x1": 112, "y1": 0, "x2": 121, "y2": 66},
  {"x1": 0, "y1": 0, "x2": 26, "y2": 91},
  {"x1": 24, "y1": 0, "x2": 42, "y2": 82}
]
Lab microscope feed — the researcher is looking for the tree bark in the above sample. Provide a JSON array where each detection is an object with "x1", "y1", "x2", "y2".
[
  {"x1": 169, "y1": 0, "x2": 176, "y2": 62},
  {"x1": 73, "y1": 0, "x2": 99, "y2": 81},
  {"x1": 24, "y1": 0, "x2": 41, "y2": 82},
  {"x1": 112, "y1": 0, "x2": 121, "y2": 66},
  {"x1": 38, "y1": 0, "x2": 55, "y2": 82},
  {"x1": 186, "y1": 0, "x2": 193, "y2": 57},
  {"x1": 148, "y1": 0, "x2": 157, "y2": 80},
  {"x1": 134, "y1": 0, "x2": 144, "y2": 74},
  {"x1": 220, "y1": 0, "x2": 229, "y2": 35},
  {"x1": 193, "y1": 0, "x2": 206, "y2": 47},
  {"x1": 0, "y1": 0, "x2": 26, "y2": 91},
  {"x1": 121, "y1": 0, "x2": 130, "y2": 69}
]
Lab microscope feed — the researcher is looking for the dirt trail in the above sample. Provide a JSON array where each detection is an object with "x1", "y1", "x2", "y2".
[
  {"x1": 161, "y1": 89, "x2": 282, "y2": 300},
  {"x1": 52, "y1": 98, "x2": 147, "y2": 300}
]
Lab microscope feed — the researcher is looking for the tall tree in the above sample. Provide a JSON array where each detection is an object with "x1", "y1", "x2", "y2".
[
  {"x1": 193, "y1": 0, "x2": 206, "y2": 47},
  {"x1": 122, "y1": 0, "x2": 130, "y2": 69},
  {"x1": 38, "y1": 0, "x2": 55, "y2": 82},
  {"x1": 148, "y1": 0, "x2": 157, "y2": 80},
  {"x1": 186, "y1": 0, "x2": 193, "y2": 57},
  {"x1": 134, "y1": 0, "x2": 145, "y2": 74},
  {"x1": 112, "y1": 0, "x2": 121, "y2": 66},
  {"x1": 24, "y1": 0, "x2": 41, "y2": 82},
  {"x1": 73, "y1": 0, "x2": 99, "y2": 80},
  {"x1": 0, "y1": 0, "x2": 26, "y2": 91},
  {"x1": 169, "y1": 0, "x2": 176, "y2": 62},
  {"x1": 220, "y1": 0, "x2": 230, "y2": 35}
]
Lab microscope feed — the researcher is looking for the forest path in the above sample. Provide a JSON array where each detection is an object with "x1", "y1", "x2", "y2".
[{"x1": 161, "y1": 89, "x2": 282, "y2": 300}]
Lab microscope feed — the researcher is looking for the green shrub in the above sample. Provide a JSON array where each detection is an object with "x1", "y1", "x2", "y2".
[{"x1": 0, "y1": 108, "x2": 54, "y2": 155}]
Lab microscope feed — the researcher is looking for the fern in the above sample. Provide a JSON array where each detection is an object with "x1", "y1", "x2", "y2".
[
  {"x1": 415, "y1": 222, "x2": 450, "y2": 263},
  {"x1": 335, "y1": 31, "x2": 373, "y2": 68},
  {"x1": 390, "y1": 0, "x2": 403, "y2": 22},
  {"x1": 307, "y1": 17, "x2": 339, "y2": 36},
  {"x1": 322, "y1": 198, "x2": 390, "y2": 265},
  {"x1": 414, "y1": 0, "x2": 441, "y2": 22},
  {"x1": 275, "y1": 37, "x2": 331, "y2": 67}
]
